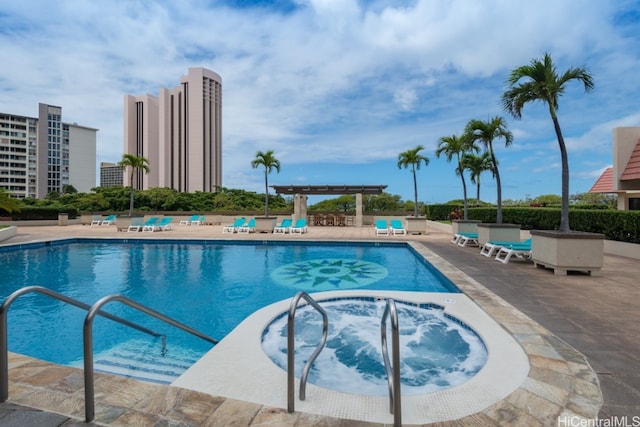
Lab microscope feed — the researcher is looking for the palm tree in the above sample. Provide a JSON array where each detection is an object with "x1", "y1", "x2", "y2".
[
  {"x1": 502, "y1": 52, "x2": 594, "y2": 232},
  {"x1": 435, "y1": 132, "x2": 478, "y2": 220},
  {"x1": 464, "y1": 151, "x2": 494, "y2": 203},
  {"x1": 465, "y1": 117, "x2": 513, "y2": 224},
  {"x1": 397, "y1": 145, "x2": 430, "y2": 217},
  {"x1": 118, "y1": 153, "x2": 150, "y2": 216},
  {"x1": 251, "y1": 150, "x2": 281, "y2": 217}
]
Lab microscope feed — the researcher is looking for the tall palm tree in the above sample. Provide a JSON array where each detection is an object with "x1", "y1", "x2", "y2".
[
  {"x1": 502, "y1": 52, "x2": 594, "y2": 232},
  {"x1": 397, "y1": 145, "x2": 430, "y2": 217},
  {"x1": 435, "y1": 132, "x2": 478, "y2": 220},
  {"x1": 251, "y1": 150, "x2": 280, "y2": 217},
  {"x1": 118, "y1": 153, "x2": 150, "y2": 216},
  {"x1": 465, "y1": 117, "x2": 513, "y2": 224},
  {"x1": 464, "y1": 151, "x2": 494, "y2": 203}
]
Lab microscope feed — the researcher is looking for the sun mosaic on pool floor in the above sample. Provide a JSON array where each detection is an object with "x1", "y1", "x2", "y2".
[{"x1": 270, "y1": 258, "x2": 388, "y2": 291}]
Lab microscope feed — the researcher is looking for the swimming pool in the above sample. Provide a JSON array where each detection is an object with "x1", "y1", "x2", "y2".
[{"x1": 0, "y1": 238, "x2": 460, "y2": 373}]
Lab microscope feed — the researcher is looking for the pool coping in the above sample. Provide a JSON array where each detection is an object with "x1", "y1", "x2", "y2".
[{"x1": 3, "y1": 236, "x2": 603, "y2": 425}]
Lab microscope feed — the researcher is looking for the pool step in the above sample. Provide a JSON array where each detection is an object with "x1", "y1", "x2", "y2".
[{"x1": 90, "y1": 340, "x2": 203, "y2": 384}]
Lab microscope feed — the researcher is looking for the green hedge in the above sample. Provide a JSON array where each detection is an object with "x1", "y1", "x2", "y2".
[
  {"x1": 449, "y1": 206, "x2": 639, "y2": 244},
  {"x1": 0, "y1": 207, "x2": 78, "y2": 220}
]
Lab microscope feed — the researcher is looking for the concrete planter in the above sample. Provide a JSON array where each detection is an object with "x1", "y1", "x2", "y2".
[
  {"x1": 451, "y1": 220, "x2": 481, "y2": 235},
  {"x1": 115, "y1": 216, "x2": 144, "y2": 232},
  {"x1": 405, "y1": 217, "x2": 427, "y2": 235},
  {"x1": 0, "y1": 226, "x2": 17, "y2": 242},
  {"x1": 531, "y1": 230, "x2": 605, "y2": 276},
  {"x1": 477, "y1": 223, "x2": 521, "y2": 246},
  {"x1": 57, "y1": 213, "x2": 69, "y2": 226},
  {"x1": 254, "y1": 217, "x2": 277, "y2": 233}
]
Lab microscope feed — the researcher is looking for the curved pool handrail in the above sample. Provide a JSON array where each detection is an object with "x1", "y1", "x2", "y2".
[
  {"x1": 287, "y1": 291, "x2": 328, "y2": 413},
  {"x1": 0, "y1": 285, "x2": 166, "y2": 404},
  {"x1": 83, "y1": 293, "x2": 218, "y2": 422},
  {"x1": 381, "y1": 298, "x2": 402, "y2": 427}
]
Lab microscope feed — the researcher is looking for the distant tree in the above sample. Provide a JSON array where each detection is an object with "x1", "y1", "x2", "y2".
[
  {"x1": 397, "y1": 145, "x2": 430, "y2": 217},
  {"x1": 435, "y1": 132, "x2": 478, "y2": 220},
  {"x1": 464, "y1": 151, "x2": 494, "y2": 203},
  {"x1": 363, "y1": 193, "x2": 404, "y2": 212},
  {"x1": 118, "y1": 154, "x2": 151, "y2": 216},
  {"x1": 251, "y1": 150, "x2": 281, "y2": 217},
  {"x1": 466, "y1": 117, "x2": 513, "y2": 224},
  {"x1": 502, "y1": 52, "x2": 594, "y2": 232},
  {"x1": 571, "y1": 192, "x2": 616, "y2": 207},
  {"x1": 62, "y1": 184, "x2": 78, "y2": 194}
]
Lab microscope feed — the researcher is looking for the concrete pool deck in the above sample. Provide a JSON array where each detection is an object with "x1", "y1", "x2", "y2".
[{"x1": 0, "y1": 222, "x2": 637, "y2": 425}]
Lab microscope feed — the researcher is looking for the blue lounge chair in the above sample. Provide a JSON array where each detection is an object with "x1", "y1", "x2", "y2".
[
  {"x1": 480, "y1": 238, "x2": 532, "y2": 257},
  {"x1": 156, "y1": 217, "x2": 174, "y2": 231},
  {"x1": 100, "y1": 214, "x2": 117, "y2": 226},
  {"x1": 90, "y1": 215, "x2": 103, "y2": 226},
  {"x1": 140, "y1": 217, "x2": 160, "y2": 232},
  {"x1": 237, "y1": 218, "x2": 256, "y2": 234},
  {"x1": 180, "y1": 214, "x2": 200, "y2": 226},
  {"x1": 289, "y1": 218, "x2": 308, "y2": 234},
  {"x1": 451, "y1": 231, "x2": 477, "y2": 244},
  {"x1": 375, "y1": 219, "x2": 389, "y2": 236},
  {"x1": 390, "y1": 219, "x2": 406, "y2": 236},
  {"x1": 273, "y1": 218, "x2": 292, "y2": 234},
  {"x1": 495, "y1": 242, "x2": 533, "y2": 264},
  {"x1": 223, "y1": 217, "x2": 245, "y2": 233},
  {"x1": 457, "y1": 232, "x2": 479, "y2": 247}
]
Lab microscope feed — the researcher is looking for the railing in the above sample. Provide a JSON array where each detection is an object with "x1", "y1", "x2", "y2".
[
  {"x1": 0, "y1": 286, "x2": 166, "y2": 403},
  {"x1": 0, "y1": 286, "x2": 218, "y2": 423},
  {"x1": 287, "y1": 291, "x2": 328, "y2": 413},
  {"x1": 381, "y1": 298, "x2": 402, "y2": 427},
  {"x1": 83, "y1": 294, "x2": 218, "y2": 422}
]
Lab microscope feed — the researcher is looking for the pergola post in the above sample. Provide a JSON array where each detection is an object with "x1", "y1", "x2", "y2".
[
  {"x1": 293, "y1": 193, "x2": 307, "y2": 221},
  {"x1": 355, "y1": 192, "x2": 363, "y2": 227}
]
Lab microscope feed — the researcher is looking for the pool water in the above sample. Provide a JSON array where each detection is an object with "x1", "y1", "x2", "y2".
[
  {"x1": 0, "y1": 239, "x2": 460, "y2": 368},
  {"x1": 262, "y1": 298, "x2": 487, "y2": 395}
]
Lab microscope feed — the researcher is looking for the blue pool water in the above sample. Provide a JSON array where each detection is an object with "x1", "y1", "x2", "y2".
[
  {"x1": 262, "y1": 298, "x2": 487, "y2": 395},
  {"x1": 0, "y1": 239, "x2": 460, "y2": 369}
]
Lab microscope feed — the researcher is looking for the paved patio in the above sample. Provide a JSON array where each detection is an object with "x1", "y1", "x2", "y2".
[{"x1": 0, "y1": 222, "x2": 638, "y2": 425}]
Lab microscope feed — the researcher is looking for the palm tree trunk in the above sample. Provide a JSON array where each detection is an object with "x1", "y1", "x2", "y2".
[
  {"x1": 264, "y1": 170, "x2": 269, "y2": 217},
  {"x1": 476, "y1": 181, "x2": 481, "y2": 204},
  {"x1": 129, "y1": 171, "x2": 135, "y2": 216},
  {"x1": 489, "y1": 144, "x2": 502, "y2": 224},
  {"x1": 460, "y1": 174, "x2": 469, "y2": 220},
  {"x1": 553, "y1": 117, "x2": 571, "y2": 232},
  {"x1": 412, "y1": 167, "x2": 418, "y2": 217}
]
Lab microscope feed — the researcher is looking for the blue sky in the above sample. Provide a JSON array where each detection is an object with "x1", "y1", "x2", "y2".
[{"x1": 2, "y1": 0, "x2": 640, "y2": 204}]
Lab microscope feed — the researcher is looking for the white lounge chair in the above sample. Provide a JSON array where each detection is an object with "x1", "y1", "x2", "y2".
[
  {"x1": 375, "y1": 220, "x2": 389, "y2": 235},
  {"x1": 223, "y1": 217, "x2": 245, "y2": 233},
  {"x1": 495, "y1": 245, "x2": 532, "y2": 264},
  {"x1": 273, "y1": 218, "x2": 292, "y2": 234},
  {"x1": 100, "y1": 214, "x2": 117, "y2": 226},
  {"x1": 237, "y1": 218, "x2": 256, "y2": 234},
  {"x1": 390, "y1": 219, "x2": 406, "y2": 236},
  {"x1": 457, "y1": 233, "x2": 479, "y2": 247},
  {"x1": 480, "y1": 239, "x2": 532, "y2": 257},
  {"x1": 290, "y1": 218, "x2": 308, "y2": 234}
]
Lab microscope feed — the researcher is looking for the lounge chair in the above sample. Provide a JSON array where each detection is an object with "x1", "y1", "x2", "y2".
[
  {"x1": 192, "y1": 215, "x2": 206, "y2": 226},
  {"x1": 375, "y1": 220, "x2": 389, "y2": 235},
  {"x1": 273, "y1": 218, "x2": 292, "y2": 234},
  {"x1": 289, "y1": 218, "x2": 308, "y2": 234},
  {"x1": 451, "y1": 232, "x2": 476, "y2": 244},
  {"x1": 180, "y1": 214, "x2": 200, "y2": 226},
  {"x1": 457, "y1": 232, "x2": 479, "y2": 247},
  {"x1": 156, "y1": 217, "x2": 174, "y2": 231},
  {"x1": 100, "y1": 214, "x2": 117, "y2": 226},
  {"x1": 237, "y1": 218, "x2": 256, "y2": 234},
  {"x1": 390, "y1": 219, "x2": 406, "y2": 236},
  {"x1": 223, "y1": 217, "x2": 245, "y2": 233},
  {"x1": 480, "y1": 238, "x2": 532, "y2": 257},
  {"x1": 90, "y1": 215, "x2": 103, "y2": 226},
  {"x1": 127, "y1": 217, "x2": 146, "y2": 232},
  {"x1": 495, "y1": 244, "x2": 532, "y2": 264},
  {"x1": 140, "y1": 217, "x2": 160, "y2": 232}
]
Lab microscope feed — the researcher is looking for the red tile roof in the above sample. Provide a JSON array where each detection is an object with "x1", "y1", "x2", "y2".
[
  {"x1": 589, "y1": 167, "x2": 618, "y2": 193},
  {"x1": 620, "y1": 140, "x2": 640, "y2": 181}
]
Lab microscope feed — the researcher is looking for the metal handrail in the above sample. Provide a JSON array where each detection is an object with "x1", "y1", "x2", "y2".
[
  {"x1": 0, "y1": 285, "x2": 166, "y2": 403},
  {"x1": 381, "y1": 298, "x2": 402, "y2": 427},
  {"x1": 83, "y1": 294, "x2": 218, "y2": 422},
  {"x1": 287, "y1": 291, "x2": 328, "y2": 413}
]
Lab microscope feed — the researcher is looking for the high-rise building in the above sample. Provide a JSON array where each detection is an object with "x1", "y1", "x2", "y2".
[
  {"x1": 124, "y1": 67, "x2": 222, "y2": 193},
  {"x1": 0, "y1": 103, "x2": 97, "y2": 198},
  {"x1": 99, "y1": 162, "x2": 124, "y2": 187}
]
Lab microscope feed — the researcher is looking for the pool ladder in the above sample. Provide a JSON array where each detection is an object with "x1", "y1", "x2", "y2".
[
  {"x1": 0, "y1": 285, "x2": 218, "y2": 423},
  {"x1": 286, "y1": 293, "x2": 402, "y2": 427}
]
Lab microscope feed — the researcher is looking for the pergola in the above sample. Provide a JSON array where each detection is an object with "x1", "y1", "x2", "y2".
[{"x1": 271, "y1": 185, "x2": 387, "y2": 226}]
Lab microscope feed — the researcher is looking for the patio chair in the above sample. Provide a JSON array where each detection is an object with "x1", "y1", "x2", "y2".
[
  {"x1": 140, "y1": 217, "x2": 160, "y2": 232},
  {"x1": 273, "y1": 218, "x2": 293, "y2": 234},
  {"x1": 180, "y1": 214, "x2": 200, "y2": 226},
  {"x1": 237, "y1": 218, "x2": 256, "y2": 234},
  {"x1": 457, "y1": 233, "x2": 479, "y2": 247},
  {"x1": 90, "y1": 215, "x2": 103, "y2": 226},
  {"x1": 495, "y1": 244, "x2": 532, "y2": 264},
  {"x1": 480, "y1": 238, "x2": 532, "y2": 258},
  {"x1": 375, "y1": 220, "x2": 389, "y2": 235},
  {"x1": 127, "y1": 217, "x2": 146, "y2": 232},
  {"x1": 390, "y1": 219, "x2": 407, "y2": 236},
  {"x1": 289, "y1": 218, "x2": 308, "y2": 234},
  {"x1": 222, "y1": 217, "x2": 245, "y2": 233},
  {"x1": 100, "y1": 214, "x2": 117, "y2": 226}
]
